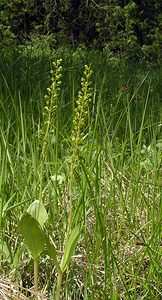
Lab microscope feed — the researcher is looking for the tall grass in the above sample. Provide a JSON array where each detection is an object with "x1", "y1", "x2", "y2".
[{"x1": 0, "y1": 46, "x2": 161, "y2": 299}]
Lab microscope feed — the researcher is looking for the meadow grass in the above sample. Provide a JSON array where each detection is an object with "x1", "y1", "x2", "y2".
[{"x1": 0, "y1": 46, "x2": 161, "y2": 299}]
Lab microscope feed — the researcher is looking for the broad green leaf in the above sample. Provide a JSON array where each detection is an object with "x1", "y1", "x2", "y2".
[
  {"x1": 27, "y1": 200, "x2": 48, "y2": 228},
  {"x1": 61, "y1": 225, "x2": 81, "y2": 272},
  {"x1": 44, "y1": 234, "x2": 61, "y2": 274},
  {"x1": 17, "y1": 212, "x2": 45, "y2": 260}
]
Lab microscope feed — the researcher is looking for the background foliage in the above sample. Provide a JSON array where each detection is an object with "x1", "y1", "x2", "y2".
[{"x1": 0, "y1": 0, "x2": 162, "y2": 62}]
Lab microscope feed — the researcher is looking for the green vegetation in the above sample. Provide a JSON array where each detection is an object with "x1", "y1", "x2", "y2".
[
  {"x1": 0, "y1": 47, "x2": 162, "y2": 299},
  {"x1": 0, "y1": 0, "x2": 162, "y2": 63}
]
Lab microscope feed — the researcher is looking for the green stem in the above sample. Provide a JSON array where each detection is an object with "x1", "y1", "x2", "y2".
[
  {"x1": 55, "y1": 271, "x2": 63, "y2": 300},
  {"x1": 34, "y1": 258, "x2": 39, "y2": 300}
]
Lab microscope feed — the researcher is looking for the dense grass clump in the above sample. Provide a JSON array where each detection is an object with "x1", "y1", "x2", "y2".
[{"x1": 0, "y1": 46, "x2": 161, "y2": 299}]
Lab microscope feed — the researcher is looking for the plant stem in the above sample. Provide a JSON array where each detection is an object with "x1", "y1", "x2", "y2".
[
  {"x1": 34, "y1": 258, "x2": 39, "y2": 300},
  {"x1": 55, "y1": 271, "x2": 63, "y2": 300}
]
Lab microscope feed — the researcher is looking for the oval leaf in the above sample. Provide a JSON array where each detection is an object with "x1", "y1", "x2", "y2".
[
  {"x1": 27, "y1": 200, "x2": 48, "y2": 228},
  {"x1": 17, "y1": 212, "x2": 45, "y2": 260}
]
